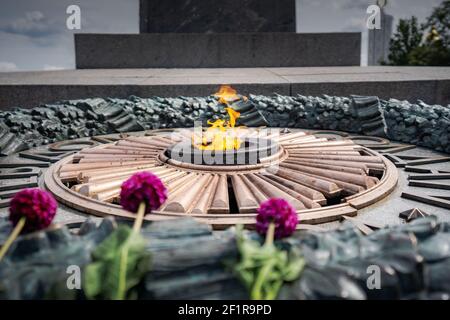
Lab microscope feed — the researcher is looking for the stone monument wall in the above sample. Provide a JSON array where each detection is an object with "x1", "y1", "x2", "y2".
[
  {"x1": 75, "y1": 0, "x2": 361, "y2": 68},
  {"x1": 75, "y1": 33, "x2": 361, "y2": 68},
  {"x1": 139, "y1": 0, "x2": 296, "y2": 33}
]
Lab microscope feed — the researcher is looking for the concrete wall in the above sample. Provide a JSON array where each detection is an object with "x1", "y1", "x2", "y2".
[{"x1": 75, "y1": 33, "x2": 361, "y2": 68}]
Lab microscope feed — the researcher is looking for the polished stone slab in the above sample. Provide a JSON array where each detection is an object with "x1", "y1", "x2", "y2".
[
  {"x1": 139, "y1": 0, "x2": 296, "y2": 33},
  {"x1": 0, "y1": 66, "x2": 449, "y2": 109},
  {"x1": 74, "y1": 33, "x2": 361, "y2": 68}
]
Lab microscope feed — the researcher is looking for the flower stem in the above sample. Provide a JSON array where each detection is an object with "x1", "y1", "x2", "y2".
[
  {"x1": 264, "y1": 222, "x2": 275, "y2": 247},
  {"x1": 266, "y1": 280, "x2": 283, "y2": 300},
  {"x1": 0, "y1": 217, "x2": 26, "y2": 262},
  {"x1": 250, "y1": 258, "x2": 276, "y2": 300},
  {"x1": 116, "y1": 202, "x2": 146, "y2": 299},
  {"x1": 132, "y1": 202, "x2": 146, "y2": 233},
  {"x1": 250, "y1": 222, "x2": 277, "y2": 300},
  {"x1": 116, "y1": 239, "x2": 130, "y2": 300}
]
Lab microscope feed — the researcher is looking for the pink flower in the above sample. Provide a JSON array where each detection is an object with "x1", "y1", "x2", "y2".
[
  {"x1": 9, "y1": 188, "x2": 57, "y2": 233},
  {"x1": 120, "y1": 171, "x2": 168, "y2": 213},
  {"x1": 256, "y1": 198, "x2": 298, "y2": 239}
]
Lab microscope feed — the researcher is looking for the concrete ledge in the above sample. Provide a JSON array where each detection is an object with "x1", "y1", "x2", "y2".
[
  {"x1": 75, "y1": 33, "x2": 361, "y2": 68},
  {"x1": 0, "y1": 66, "x2": 449, "y2": 109}
]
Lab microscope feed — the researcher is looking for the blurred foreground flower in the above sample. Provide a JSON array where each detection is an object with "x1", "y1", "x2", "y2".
[
  {"x1": 231, "y1": 198, "x2": 304, "y2": 300},
  {"x1": 256, "y1": 198, "x2": 298, "y2": 240},
  {"x1": 84, "y1": 171, "x2": 167, "y2": 300},
  {"x1": 0, "y1": 188, "x2": 57, "y2": 261},
  {"x1": 120, "y1": 171, "x2": 168, "y2": 214}
]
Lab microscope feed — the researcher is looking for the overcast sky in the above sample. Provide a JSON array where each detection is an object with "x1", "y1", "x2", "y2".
[{"x1": 0, "y1": 0, "x2": 443, "y2": 71}]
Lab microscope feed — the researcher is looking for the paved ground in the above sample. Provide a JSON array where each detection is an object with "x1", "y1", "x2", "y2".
[{"x1": 0, "y1": 66, "x2": 449, "y2": 109}]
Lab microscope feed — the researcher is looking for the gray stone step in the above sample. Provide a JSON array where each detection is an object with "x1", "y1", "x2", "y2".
[{"x1": 0, "y1": 67, "x2": 449, "y2": 110}]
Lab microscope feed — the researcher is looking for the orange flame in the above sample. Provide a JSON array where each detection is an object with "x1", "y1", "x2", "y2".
[
  {"x1": 214, "y1": 85, "x2": 239, "y2": 104},
  {"x1": 193, "y1": 85, "x2": 242, "y2": 151}
]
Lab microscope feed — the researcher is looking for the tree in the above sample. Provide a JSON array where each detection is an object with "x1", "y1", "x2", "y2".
[
  {"x1": 424, "y1": 0, "x2": 450, "y2": 47},
  {"x1": 386, "y1": 16, "x2": 423, "y2": 65},
  {"x1": 385, "y1": 0, "x2": 450, "y2": 66}
]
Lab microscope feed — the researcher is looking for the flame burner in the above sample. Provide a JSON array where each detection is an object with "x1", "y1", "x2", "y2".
[{"x1": 165, "y1": 138, "x2": 279, "y2": 165}]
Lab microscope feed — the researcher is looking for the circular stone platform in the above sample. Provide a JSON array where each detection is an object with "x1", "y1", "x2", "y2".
[
  {"x1": 42, "y1": 128, "x2": 398, "y2": 228},
  {"x1": 1, "y1": 128, "x2": 449, "y2": 232}
]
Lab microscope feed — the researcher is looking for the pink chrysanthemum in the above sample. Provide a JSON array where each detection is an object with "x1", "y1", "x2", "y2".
[
  {"x1": 9, "y1": 188, "x2": 57, "y2": 233},
  {"x1": 256, "y1": 198, "x2": 298, "y2": 239},
  {"x1": 120, "y1": 171, "x2": 168, "y2": 213}
]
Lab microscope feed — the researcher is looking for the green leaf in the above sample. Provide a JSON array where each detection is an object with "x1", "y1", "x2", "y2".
[
  {"x1": 229, "y1": 227, "x2": 305, "y2": 300},
  {"x1": 84, "y1": 262, "x2": 104, "y2": 298},
  {"x1": 281, "y1": 249, "x2": 305, "y2": 281},
  {"x1": 83, "y1": 225, "x2": 150, "y2": 300}
]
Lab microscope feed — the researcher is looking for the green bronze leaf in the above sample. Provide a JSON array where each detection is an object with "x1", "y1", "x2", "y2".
[
  {"x1": 230, "y1": 226, "x2": 305, "y2": 300},
  {"x1": 84, "y1": 225, "x2": 150, "y2": 300}
]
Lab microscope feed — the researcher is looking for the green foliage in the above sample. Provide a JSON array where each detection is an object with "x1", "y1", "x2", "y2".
[
  {"x1": 230, "y1": 226, "x2": 305, "y2": 300},
  {"x1": 385, "y1": 1, "x2": 450, "y2": 66},
  {"x1": 386, "y1": 17, "x2": 423, "y2": 65},
  {"x1": 84, "y1": 225, "x2": 150, "y2": 300},
  {"x1": 424, "y1": 0, "x2": 450, "y2": 47}
]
